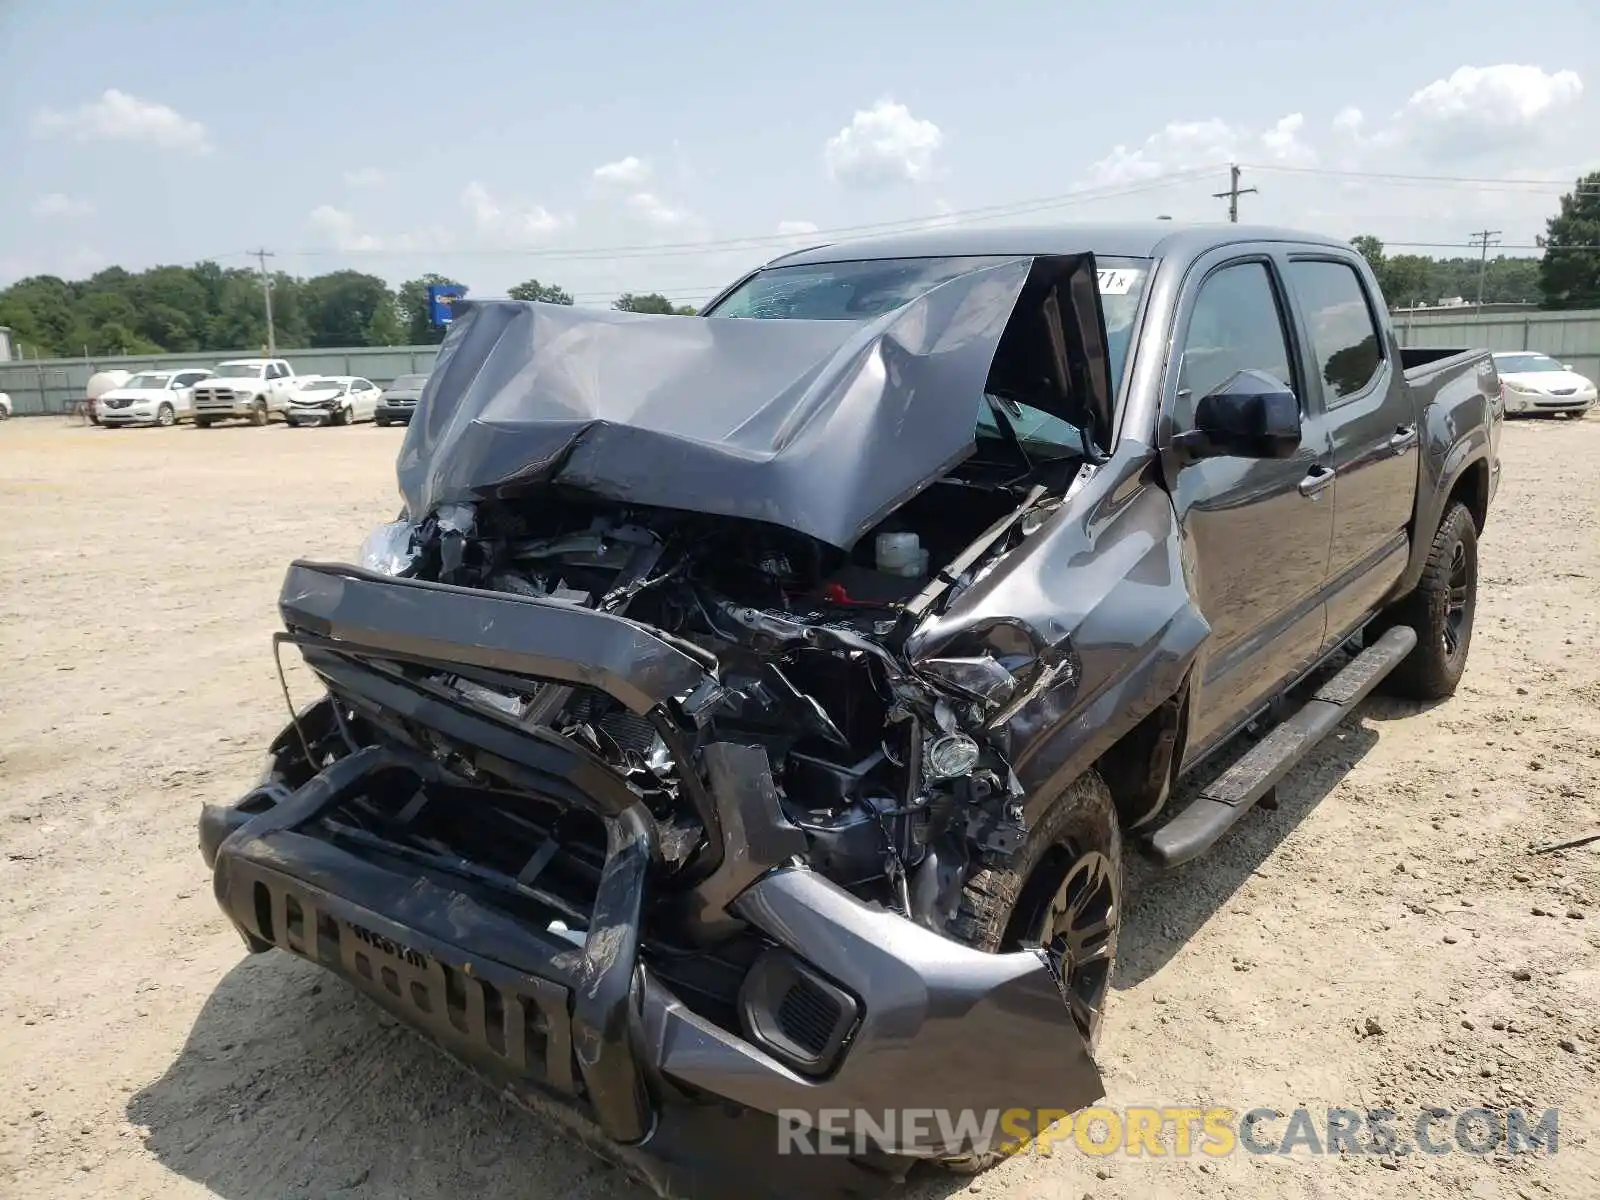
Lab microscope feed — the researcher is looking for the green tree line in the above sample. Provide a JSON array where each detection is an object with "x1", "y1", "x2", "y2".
[
  {"x1": 0, "y1": 265, "x2": 698, "y2": 359},
  {"x1": 1352, "y1": 173, "x2": 1600, "y2": 310}
]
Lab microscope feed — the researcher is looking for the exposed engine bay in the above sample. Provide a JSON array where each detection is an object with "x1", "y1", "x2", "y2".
[{"x1": 350, "y1": 460, "x2": 1086, "y2": 942}]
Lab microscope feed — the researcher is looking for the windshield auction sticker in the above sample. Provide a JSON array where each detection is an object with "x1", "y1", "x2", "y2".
[{"x1": 1096, "y1": 269, "x2": 1142, "y2": 295}]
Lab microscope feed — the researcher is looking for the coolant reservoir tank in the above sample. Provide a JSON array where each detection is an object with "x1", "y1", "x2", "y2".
[{"x1": 875, "y1": 531, "x2": 926, "y2": 578}]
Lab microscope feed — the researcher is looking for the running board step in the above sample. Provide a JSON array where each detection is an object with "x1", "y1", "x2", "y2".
[{"x1": 1146, "y1": 624, "x2": 1418, "y2": 868}]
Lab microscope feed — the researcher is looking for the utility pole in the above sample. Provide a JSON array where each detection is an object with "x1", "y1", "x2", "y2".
[
  {"x1": 252, "y1": 248, "x2": 277, "y2": 355},
  {"x1": 1467, "y1": 230, "x2": 1501, "y2": 313},
  {"x1": 1212, "y1": 164, "x2": 1257, "y2": 223}
]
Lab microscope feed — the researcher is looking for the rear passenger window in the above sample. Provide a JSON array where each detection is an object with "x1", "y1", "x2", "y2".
[
  {"x1": 1289, "y1": 260, "x2": 1384, "y2": 402},
  {"x1": 1174, "y1": 262, "x2": 1296, "y2": 427}
]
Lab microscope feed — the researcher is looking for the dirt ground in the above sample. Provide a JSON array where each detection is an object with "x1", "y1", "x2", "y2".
[{"x1": 1, "y1": 415, "x2": 1597, "y2": 1200}]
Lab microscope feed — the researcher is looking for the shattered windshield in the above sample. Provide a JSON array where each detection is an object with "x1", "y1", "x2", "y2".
[{"x1": 707, "y1": 254, "x2": 1151, "y2": 401}]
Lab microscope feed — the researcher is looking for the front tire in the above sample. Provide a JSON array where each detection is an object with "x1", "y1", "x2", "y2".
[
  {"x1": 1377, "y1": 501, "x2": 1478, "y2": 700},
  {"x1": 156, "y1": 402, "x2": 175, "y2": 427},
  {"x1": 249, "y1": 398, "x2": 268, "y2": 427},
  {"x1": 939, "y1": 770, "x2": 1122, "y2": 1173},
  {"x1": 195, "y1": 417, "x2": 213, "y2": 429}
]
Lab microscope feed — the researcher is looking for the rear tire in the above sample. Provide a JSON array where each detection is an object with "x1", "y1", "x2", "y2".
[
  {"x1": 249, "y1": 398, "x2": 268, "y2": 427},
  {"x1": 939, "y1": 769, "x2": 1121, "y2": 1174},
  {"x1": 1377, "y1": 501, "x2": 1478, "y2": 700}
]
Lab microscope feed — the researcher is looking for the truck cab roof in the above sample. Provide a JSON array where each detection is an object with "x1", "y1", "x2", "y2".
[{"x1": 765, "y1": 223, "x2": 1353, "y2": 270}]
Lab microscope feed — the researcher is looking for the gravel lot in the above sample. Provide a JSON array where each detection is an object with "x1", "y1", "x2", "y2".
[{"x1": 2, "y1": 416, "x2": 1597, "y2": 1200}]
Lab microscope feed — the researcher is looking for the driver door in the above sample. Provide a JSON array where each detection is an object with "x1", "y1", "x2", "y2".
[{"x1": 1164, "y1": 251, "x2": 1336, "y2": 759}]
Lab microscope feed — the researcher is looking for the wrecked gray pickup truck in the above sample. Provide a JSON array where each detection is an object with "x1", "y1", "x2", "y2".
[{"x1": 200, "y1": 224, "x2": 1501, "y2": 1198}]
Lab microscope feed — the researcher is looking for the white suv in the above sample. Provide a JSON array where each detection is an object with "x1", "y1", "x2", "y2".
[{"x1": 96, "y1": 369, "x2": 215, "y2": 427}]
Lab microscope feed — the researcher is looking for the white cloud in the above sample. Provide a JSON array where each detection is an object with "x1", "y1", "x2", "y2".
[
  {"x1": 32, "y1": 89, "x2": 210, "y2": 153},
  {"x1": 824, "y1": 100, "x2": 943, "y2": 187},
  {"x1": 1261, "y1": 113, "x2": 1316, "y2": 166},
  {"x1": 461, "y1": 181, "x2": 566, "y2": 243},
  {"x1": 593, "y1": 156, "x2": 651, "y2": 188},
  {"x1": 33, "y1": 193, "x2": 94, "y2": 218},
  {"x1": 1068, "y1": 61, "x2": 1588, "y2": 252},
  {"x1": 1085, "y1": 119, "x2": 1240, "y2": 186},
  {"x1": 1390, "y1": 64, "x2": 1583, "y2": 158},
  {"x1": 308, "y1": 205, "x2": 382, "y2": 252},
  {"x1": 772, "y1": 220, "x2": 822, "y2": 251},
  {"x1": 343, "y1": 167, "x2": 387, "y2": 188},
  {"x1": 1332, "y1": 106, "x2": 1365, "y2": 136},
  {"x1": 624, "y1": 191, "x2": 690, "y2": 228}
]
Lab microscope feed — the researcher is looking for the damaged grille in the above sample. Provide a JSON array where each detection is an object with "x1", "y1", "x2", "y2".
[{"x1": 234, "y1": 859, "x2": 577, "y2": 1092}]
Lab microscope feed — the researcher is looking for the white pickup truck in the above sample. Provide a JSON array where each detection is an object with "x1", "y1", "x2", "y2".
[{"x1": 191, "y1": 358, "x2": 300, "y2": 427}]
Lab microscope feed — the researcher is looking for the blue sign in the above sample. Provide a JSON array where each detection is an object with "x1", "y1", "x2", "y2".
[{"x1": 427, "y1": 284, "x2": 468, "y2": 327}]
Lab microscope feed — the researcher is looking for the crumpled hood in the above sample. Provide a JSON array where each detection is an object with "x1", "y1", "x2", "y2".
[{"x1": 397, "y1": 254, "x2": 1109, "y2": 550}]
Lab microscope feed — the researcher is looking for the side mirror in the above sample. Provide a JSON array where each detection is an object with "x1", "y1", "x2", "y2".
[
  {"x1": 1176, "y1": 369, "x2": 1302, "y2": 460},
  {"x1": 1563, "y1": 363, "x2": 1574, "y2": 372}
]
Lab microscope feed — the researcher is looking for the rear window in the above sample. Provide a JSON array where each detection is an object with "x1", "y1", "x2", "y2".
[{"x1": 1287, "y1": 261, "x2": 1385, "y2": 402}]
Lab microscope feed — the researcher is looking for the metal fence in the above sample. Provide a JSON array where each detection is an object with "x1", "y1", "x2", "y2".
[
  {"x1": 0, "y1": 346, "x2": 441, "y2": 417},
  {"x1": 3, "y1": 307, "x2": 1598, "y2": 418},
  {"x1": 1394, "y1": 308, "x2": 1600, "y2": 382}
]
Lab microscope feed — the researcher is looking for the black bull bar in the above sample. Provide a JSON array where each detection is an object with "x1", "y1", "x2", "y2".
[{"x1": 200, "y1": 561, "x2": 1103, "y2": 1198}]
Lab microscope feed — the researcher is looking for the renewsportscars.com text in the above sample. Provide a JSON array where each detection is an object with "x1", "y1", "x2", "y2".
[{"x1": 776, "y1": 1105, "x2": 1561, "y2": 1159}]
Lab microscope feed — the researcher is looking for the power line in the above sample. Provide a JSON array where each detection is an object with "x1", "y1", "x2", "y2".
[
  {"x1": 1240, "y1": 163, "x2": 1598, "y2": 189},
  {"x1": 1212, "y1": 164, "x2": 1257, "y2": 223}
]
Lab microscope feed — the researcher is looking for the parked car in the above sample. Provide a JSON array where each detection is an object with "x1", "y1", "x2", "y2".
[
  {"x1": 96, "y1": 368, "x2": 215, "y2": 427},
  {"x1": 1491, "y1": 351, "x2": 1595, "y2": 417},
  {"x1": 199, "y1": 224, "x2": 1501, "y2": 1199},
  {"x1": 285, "y1": 376, "x2": 382, "y2": 427},
  {"x1": 84, "y1": 369, "x2": 132, "y2": 425},
  {"x1": 0, "y1": 392, "x2": 10, "y2": 420},
  {"x1": 374, "y1": 372, "x2": 429, "y2": 426},
  {"x1": 192, "y1": 358, "x2": 301, "y2": 427}
]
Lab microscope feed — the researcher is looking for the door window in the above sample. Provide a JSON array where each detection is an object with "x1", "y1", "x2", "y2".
[
  {"x1": 1288, "y1": 260, "x2": 1384, "y2": 403},
  {"x1": 1174, "y1": 262, "x2": 1297, "y2": 427}
]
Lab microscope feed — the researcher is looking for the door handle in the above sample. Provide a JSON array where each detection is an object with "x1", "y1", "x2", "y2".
[
  {"x1": 1298, "y1": 464, "x2": 1335, "y2": 497},
  {"x1": 1389, "y1": 424, "x2": 1418, "y2": 451}
]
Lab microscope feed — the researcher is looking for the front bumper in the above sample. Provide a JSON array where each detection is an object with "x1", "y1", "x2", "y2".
[
  {"x1": 374, "y1": 402, "x2": 415, "y2": 421},
  {"x1": 287, "y1": 407, "x2": 337, "y2": 425},
  {"x1": 99, "y1": 406, "x2": 158, "y2": 425},
  {"x1": 1506, "y1": 390, "x2": 1595, "y2": 414},
  {"x1": 199, "y1": 561, "x2": 1102, "y2": 1196}
]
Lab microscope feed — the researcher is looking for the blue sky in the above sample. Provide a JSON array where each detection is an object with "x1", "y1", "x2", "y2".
[{"x1": 2, "y1": 0, "x2": 1596, "y2": 306}]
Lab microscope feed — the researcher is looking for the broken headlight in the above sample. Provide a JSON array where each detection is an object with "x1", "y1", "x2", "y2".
[{"x1": 357, "y1": 520, "x2": 420, "y2": 576}]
